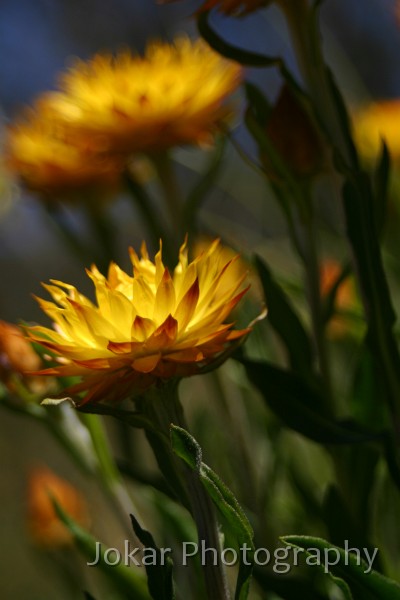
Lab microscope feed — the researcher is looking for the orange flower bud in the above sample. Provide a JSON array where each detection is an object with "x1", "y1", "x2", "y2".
[
  {"x1": 27, "y1": 466, "x2": 89, "y2": 547},
  {"x1": 263, "y1": 85, "x2": 323, "y2": 179}
]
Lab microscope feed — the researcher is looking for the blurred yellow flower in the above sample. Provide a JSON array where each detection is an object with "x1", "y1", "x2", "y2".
[
  {"x1": 5, "y1": 110, "x2": 122, "y2": 198},
  {"x1": 38, "y1": 38, "x2": 242, "y2": 155},
  {"x1": 27, "y1": 466, "x2": 88, "y2": 547},
  {"x1": 353, "y1": 100, "x2": 400, "y2": 163},
  {"x1": 28, "y1": 239, "x2": 250, "y2": 404}
]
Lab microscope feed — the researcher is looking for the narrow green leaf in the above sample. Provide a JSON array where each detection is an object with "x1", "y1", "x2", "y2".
[
  {"x1": 255, "y1": 256, "x2": 314, "y2": 374},
  {"x1": 373, "y1": 141, "x2": 390, "y2": 235},
  {"x1": 130, "y1": 514, "x2": 175, "y2": 600},
  {"x1": 244, "y1": 83, "x2": 272, "y2": 125},
  {"x1": 282, "y1": 536, "x2": 400, "y2": 600},
  {"x1": 241, "y1": 359, "x2": 384, "y2": 444},
  {"x1": 171, "y1": 426, "x2": 254, "y2": 600},
  {"x1": 51, "y1": 497, "x2": 150, "y2": 600}
]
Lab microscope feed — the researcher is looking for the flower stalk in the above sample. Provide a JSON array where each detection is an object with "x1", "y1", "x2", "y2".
[
  {"x1": 281, "y1": 0, "x2": 400, "y2": 432},
  {"x1": 136, "y1": 381, "x2": 231, "y2": 600}
]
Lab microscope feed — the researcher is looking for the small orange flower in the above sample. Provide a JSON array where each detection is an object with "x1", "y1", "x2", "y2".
[
  {"x1": 27, "y1": 239, "x2": 250, "y2": 404},
  {"x1": 0, "y1": 320, "x2": 51, "y2": 395},
  {"x1": 27, "y1": 466, "x2": 89, "y2": 547}
]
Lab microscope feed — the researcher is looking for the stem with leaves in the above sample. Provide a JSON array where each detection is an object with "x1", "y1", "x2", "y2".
[{"x1": 136, "y1": 381, "x2": 231, "y2": 600}]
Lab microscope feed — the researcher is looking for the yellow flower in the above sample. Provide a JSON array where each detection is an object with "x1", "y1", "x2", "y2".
[
  {"x1": 5, "y1": 110, "x2": 122, "y2": 198},
  {"x1": 37, "y1": 38, "x2": 242, "y2": 155},
  {"x1": 27, "y1": 466, "x2": 89, "y2": 547},
  {"x1": 28, "y1": 239, "x2": 250, "y2": 404},
  {"x1": 352, "y1": 100, "x2": 400, "y2": 163}
]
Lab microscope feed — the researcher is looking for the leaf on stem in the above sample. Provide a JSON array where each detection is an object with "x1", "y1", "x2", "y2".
[
  {"x1": 51, "y1": 496, "x2": 150, "y2": 599},
  {"x1": 255, "y1": 256, "x2": 314, "y2": 375},
  {"x1": 171, "y1": 425, "x2": 254, "y2": 600},
  {"x1": 282, "y1": 536, "x2": 400, "y2": 600},
  {"x1": 197, "y1": 11, "x2": 284, "y2": 67}
]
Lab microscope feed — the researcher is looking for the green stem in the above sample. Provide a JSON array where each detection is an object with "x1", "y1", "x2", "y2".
[
  {"x1": 123, "y1": 170, "x2": 167, "y2": 254},
  {"x1": 86, "y1": 200, "x2": 116, "y2": 269},
  {"x1": 43, "y1": 202, "x2": 92, "y2": 265},
  {"x1": 301, "y1": 211, "x2": 333, "y2": 411},
  {"x1": 150, "y1": 151, "x2": 185, "y2": 246},
  {"x1": 137, "y1": 382, "x2": 231, "y2": 600},
  {"x1": 80, "y1": 413, "x2": 141, "y2": 534},
  {"x1": 281, "y1": 0, "x2": 400, "y2": 430}
]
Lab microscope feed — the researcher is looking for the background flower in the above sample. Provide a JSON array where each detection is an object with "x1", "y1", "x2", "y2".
[
  {"x1": 37, "y1": 38, "x2": 242, "y2": 155},
  {"x1": 27, "y1": 466, "x2": 88, "y2": 547},
  {"x1": 352, "y1": 100, "x2": 400, "y2": 164},
  {"x1": 5, "y1": 110, "x2": 122, "y2": 199}
]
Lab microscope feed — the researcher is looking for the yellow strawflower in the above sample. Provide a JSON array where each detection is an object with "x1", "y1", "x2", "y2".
[
  {"x1": 353, "y1": 100, "x2": 400, "y2": 163},
  {"x1": 37, "y1": 38, "x2": 242, "y2": 155},
  {"x1": 28, "y1": 239, "x2": 250, "y2": 404},
  {"x1": 5, "y1": 110, "x2": 122, "y2": 198}
]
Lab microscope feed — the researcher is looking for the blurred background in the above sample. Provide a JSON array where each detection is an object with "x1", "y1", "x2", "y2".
[{"x1": 0, "y1": 0, "x2": 399, "y2": 597}]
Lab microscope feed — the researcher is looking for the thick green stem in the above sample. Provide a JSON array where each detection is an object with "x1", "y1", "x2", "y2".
[
  {"x1": 137, "y1": 383, "x2": 231, "y2": 600},
  {"x1": 301, "y1": 212, "x2": 333, "y2": 411}
]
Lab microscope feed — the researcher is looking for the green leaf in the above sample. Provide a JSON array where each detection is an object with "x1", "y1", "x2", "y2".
[
  {"x1": 321, "y1": 263, "x2": 352, "y2": 325},
  {"x1": 373, "y1": 141, "x2": 390, "y2": 235},
  {"x1": 130, "y1": 514, "x2": 175, "y2": 600},
  {"x1": 322, "y1": 484, "x2": 379, "y2": 563},
  {"x1": 51, "y1": 497, "x2": 150, "y2": 600},
  {"x1": 241, "y1": 358, "x2": 385, "y2": 444},
  {"x1": 83, "y1": 593, "x2": 97, "y2": 600},
  {"x1": 282, "y1": 536, "x2": 400, "y2": 600},
  {"x1": 351, "y1": 344, "x2": 387, "y2": 430},
  {"x1": 244, "y1": 83, "x2": 272, "y2": 126},
  {"x1": 254, "y1": 256, "x2": 314, "y2": 374},
  {"x1": 171, "y1": 426, "x2": 254, "y2": 600}
]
